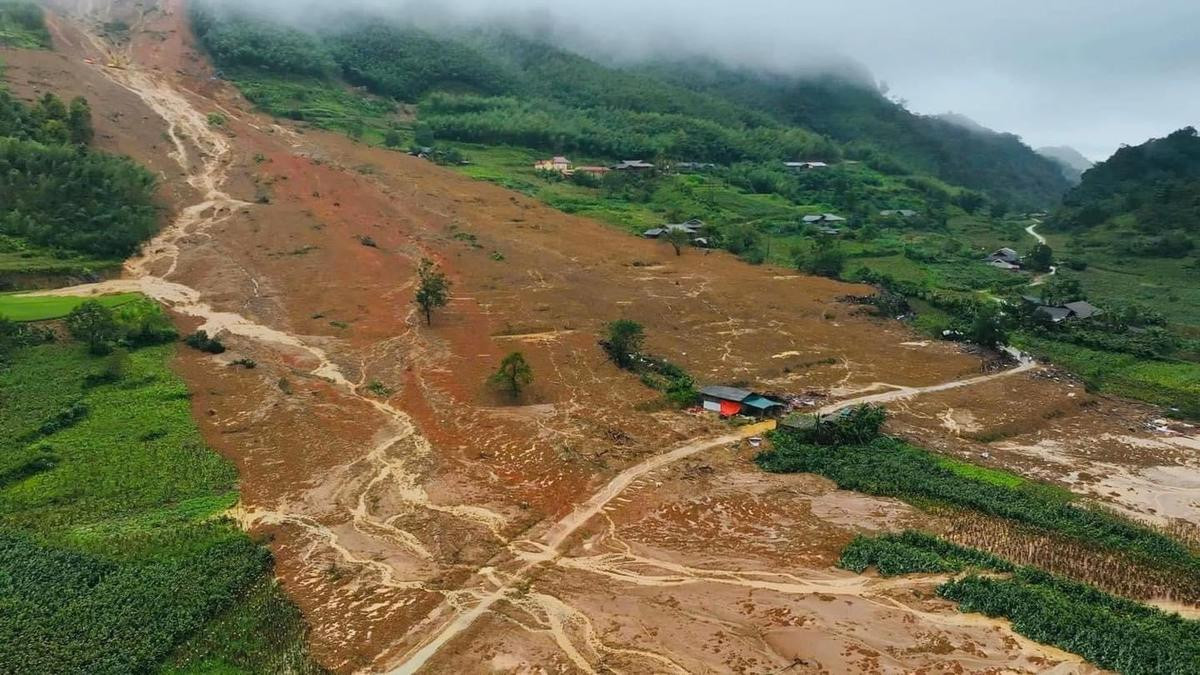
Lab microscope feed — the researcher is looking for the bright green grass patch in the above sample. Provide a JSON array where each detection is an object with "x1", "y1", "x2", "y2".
[
  {"x1": 0, "y1": 292, "x2": 139, "y2": 322},
  {"x1": 935, "y1": 456, "x2": 1026, "y2": 489},
  {"x1": 0, "y1": 318, "x2": 322, "y2": 671},
  {"x1": 229, "y1": 68, "x2": 402, "y2": 145}
]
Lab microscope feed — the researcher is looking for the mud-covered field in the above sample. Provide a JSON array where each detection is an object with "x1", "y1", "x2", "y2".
[{"x1": 8, "y1": 1, "x2": 1195, "y2": 671}]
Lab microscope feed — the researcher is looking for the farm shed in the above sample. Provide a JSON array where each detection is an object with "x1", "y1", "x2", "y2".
[{"x1": 699, "y1": 386, "x2": 784, "y2": 417}]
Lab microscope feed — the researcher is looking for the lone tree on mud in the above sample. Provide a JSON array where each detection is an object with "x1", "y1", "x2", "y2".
[
  {"x1": 415, "y1": 258, "x2": 451, "y2": 326},
  {"x1": 663, "y1": 228, "x2": 690, "y2": 256},
  {"x1": 601, "y1": 319, "x2": 645, "y2": 369},
  {"x1": 489, "y1": 351, "x2": 534, "y2": 398}
]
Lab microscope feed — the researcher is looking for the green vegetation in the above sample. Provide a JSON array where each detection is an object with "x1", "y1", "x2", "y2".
[
  {"x1": 759, "y1": 417, "x2": 1200, "y2": 576},
  {"x1": 1051, "y1": 127, "x2": 1199, "y2": 257},
  {"x1": 601, "y1": 319, "x2": 645, "y2": 370},
  {"x1": 838, "y1": 530, "x2": 1013, "y2": 576},
  {"x1": 0, "y1": 0, "x2": 49, "y2": 49},
  {"x1": 0, "y1": 85, "x2": 159, "y2": 262},
  {"x1": 600, "y1": 319, "x2": 697, "y2": 407},
  {"x1": 0, "y1": 291, "x2": 138, "y2": 322},
  {"x1": 843, "y1": 533, "x2": 1200, "y2": 675},
  {"x1": 488, "y1": 351, "x2": 533, "y2": 399},
  {"x1": 0, "y1": 298, "x2": 320, "y2": 672},
  {"x1": 186, "y1": 1, "x2": 1196, "y2": 417},
  {"x1": 414, "y1": 257, "x2": 451, "y2": 326}
]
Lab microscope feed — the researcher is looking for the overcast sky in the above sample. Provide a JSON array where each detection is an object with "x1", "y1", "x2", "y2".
[{"x1": 255, "y1": 0, "x2": 1200, "y2": 161}]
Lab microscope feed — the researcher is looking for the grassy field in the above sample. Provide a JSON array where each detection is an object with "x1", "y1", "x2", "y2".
[
  {"x1": 1015, "y1": 333, "x2": 1200, "y2": 415},
  {"x1": 0, "y1": 291, "x2": 139, "y2": 321},
  {"x1": 0, "y1": 301, "x2": 322, "y2": 673}
]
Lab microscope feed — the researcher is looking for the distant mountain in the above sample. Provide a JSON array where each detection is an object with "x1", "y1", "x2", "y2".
[
  {"x1": 1050, "y1": 127, "x2": 1199, "y2": 257},
  {"x1": 641, "y1": 64, "x2": 1070, "y2": 209},
  {"x1": 1037, "y1": 145, "x2": 1094, "y2": 184}
]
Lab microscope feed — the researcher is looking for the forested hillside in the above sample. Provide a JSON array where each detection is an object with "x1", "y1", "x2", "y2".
[
  {"x1": 1050, "y1": 127, "x2": 1199, "y2": 258},
  {"x1": 642, "y1": 63, "x2": 1070, "y2": 209},
  {"x1": 189, "y1": 2, "x2": 1065, "y2": 209},
  {"x1": 0, "y1": 88, "x2": 159, "y2": 258}
]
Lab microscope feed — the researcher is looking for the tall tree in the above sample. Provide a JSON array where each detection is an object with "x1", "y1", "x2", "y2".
[
  {"x1": 414, "y1": 258, "x2": 451, "y2": 326},
  {"x1": 489, "y1": 351, "x2": 533, "y2": 398},
  {"x1": 66, "y1": 300, "x2": 119, "y2": 355},
  {"x1": 662, "y1": 228, "x2": 690, "y2": 256},
  {"x1": 602, "y1": 319, "x2": 644, "y2": 369},
  {"x1": 67, "y1": 97, "x2": 94, "y2": 146},
  {"x1": 968, "y1": 303, "x2": 1008, "y2": 349},
  {"x1": 1028, "y1": 243, "x2": 1054, "y2": 273}
]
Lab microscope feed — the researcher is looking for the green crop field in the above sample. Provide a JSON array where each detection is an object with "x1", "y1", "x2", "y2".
[
  {"x1": 841, "y1": 532, "x2": 1200, "y2": 675},
  {"x1": 0, "y1": 292, "x2": 139, "y2": 322},
  {"x1": 0, "y1": 300, "x2": 321, "y2": 673}
]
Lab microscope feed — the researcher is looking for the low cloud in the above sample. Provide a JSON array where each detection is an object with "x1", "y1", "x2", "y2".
[{"x1": 214, "y1": 0, "x2": 1200, "y2": 160}]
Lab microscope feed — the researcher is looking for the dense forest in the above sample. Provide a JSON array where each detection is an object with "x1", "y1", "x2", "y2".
[
  {"x1": 1051, "y1": 127, "x2": 1200, "y2": 257},
  {"x1": 641, "y1": 62, "x2": 1071, "y2": 209},
  {"x1": 0, "y1": 89, "x2": 159, "y2": 258},
  {"x1": 189, "y1": 2, "x2": 1065, "y2": 209}
]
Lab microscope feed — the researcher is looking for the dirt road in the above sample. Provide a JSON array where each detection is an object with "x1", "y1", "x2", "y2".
[
  {"x1": 7, "y1": 3, "x2": 1178, "y2": 672},
  {"x1": 386, "y1": 357, "x2": 1041, "y2": 673}
]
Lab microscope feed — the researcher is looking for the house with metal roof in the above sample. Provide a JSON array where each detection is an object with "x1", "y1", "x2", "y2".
[
  {"x1": 643, "y1": 221, "x2": 705, "y2": 239},
  {"x1": 1063, "y1": 301, "x2": 1102, "y2": 320},
  {"x1": 784, "y1": 161, "x2": 829, "y2": 170},
  {"x1": 613, "y1": 159, "x2": 656, "y2": 171},
  {"x1": 986, "y1": 248, "x2": 1022, "y2": 265},
  {"x1": 880, "y1": 209, "x2": 919, "y2": 218},
  {"x1": 699, "y1": 385, "x2": 784, "y2": 417},
  {"x1": 802, "y1": 214, "x2": 847, "y2": 225}
]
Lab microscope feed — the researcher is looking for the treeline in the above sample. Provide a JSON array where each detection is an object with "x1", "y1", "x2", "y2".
[
  {"x1": 420, "y1": 93, "x2": 836, "y2": 164},
  {"x1": 0, "y1": 90, "x2": 159, "y2": 258},
  {"x1": 641, "y1": 63, "x2": 1070, "y2": 210},
  {"x1": 1052, "y1": 126, "x2": 1200, "y2": 257}
]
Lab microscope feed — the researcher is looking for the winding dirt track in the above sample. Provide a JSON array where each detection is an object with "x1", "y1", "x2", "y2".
[{"x1": 15, "y1": 2, "x2": 1193, "y2": 672}]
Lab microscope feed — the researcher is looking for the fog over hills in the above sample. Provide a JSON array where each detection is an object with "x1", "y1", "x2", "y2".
[{"x1": 205, "y1": 0, "x2": 1200, "y2": 160}]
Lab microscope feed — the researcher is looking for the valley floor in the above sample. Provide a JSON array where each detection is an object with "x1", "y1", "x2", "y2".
[{"x1": 5, "y1": 1, "x2": 1198, "y2": 672}]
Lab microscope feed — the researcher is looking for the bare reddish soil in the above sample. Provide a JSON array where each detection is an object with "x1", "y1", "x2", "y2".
[{"x1": 10, "y1": 2, "x2": 1194, "y2": 672}]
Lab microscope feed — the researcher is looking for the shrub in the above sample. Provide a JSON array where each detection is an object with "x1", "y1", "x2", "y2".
[{"x1": 183, "y1": 330, "x2": 226, "y2": 354}]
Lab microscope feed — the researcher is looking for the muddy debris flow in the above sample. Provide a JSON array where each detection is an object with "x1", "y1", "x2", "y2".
[{"x1": 13, "y1": 2, "x2": 1195, "y2": 672}]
